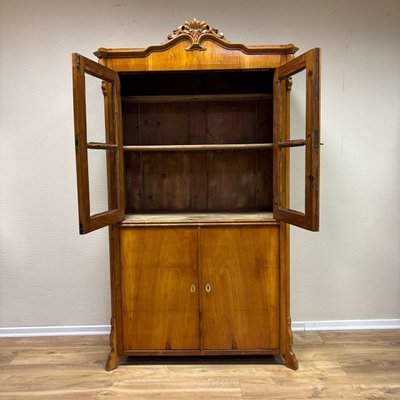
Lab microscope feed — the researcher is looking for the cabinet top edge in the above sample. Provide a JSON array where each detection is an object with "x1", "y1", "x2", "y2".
[{"x1": 94, "y1": 42, "x2": 299, "y2": 59}]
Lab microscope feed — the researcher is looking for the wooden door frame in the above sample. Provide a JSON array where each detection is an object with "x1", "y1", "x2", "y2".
[
  {"x1": 277, "y1": 54, "x2": 299, "y2": 370},
  {"x1": 273, "y1": 49, "x2": 321, "y2": 232},
  {"x1": 72, "y1": 54, "x2": 125, "y2": 234}
]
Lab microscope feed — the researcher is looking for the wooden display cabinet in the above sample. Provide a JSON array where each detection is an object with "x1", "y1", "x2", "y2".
[{"x1": 72, "y1": 19, "x2": 320, "y2": 371}]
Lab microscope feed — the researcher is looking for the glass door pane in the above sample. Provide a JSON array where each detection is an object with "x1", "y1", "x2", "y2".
[
  {"x1": 72, "y1": 54, "x2": 124, "y2": 234},
  {"x1": 274, "y1": 49, "x2": 320, "y2": 231}
]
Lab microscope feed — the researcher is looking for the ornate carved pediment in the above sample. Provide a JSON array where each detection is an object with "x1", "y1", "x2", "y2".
[
  {"x1": 94, "y1": 20, "x2": 298, "y2": 59},
  {"x1": 167, "y1": 18, "x2": 225, "y2": 51}
]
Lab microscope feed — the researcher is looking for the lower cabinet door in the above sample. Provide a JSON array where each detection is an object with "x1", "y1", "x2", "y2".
[
  {"x1": 200, "y1": 226, "x2": 280, "y2": 350},
  {"x1": 120, "y1": 227, "x2": 199, "y2": 350}
]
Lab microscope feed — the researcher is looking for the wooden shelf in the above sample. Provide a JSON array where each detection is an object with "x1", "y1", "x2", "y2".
[
  {"x1": 122, "y1": 93, "x2": 272, "y2": 103},
  {"x1": 121, "y1": 212, "x2": 277, "y2": 227},
  {"x1": 123, "y1": 143, "x2": 273, "y2": 152},
  {"x1": 87, "y1": 142, "x2": 117, "y2": 150}
]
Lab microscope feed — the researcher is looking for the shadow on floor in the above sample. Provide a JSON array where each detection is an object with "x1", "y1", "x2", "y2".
[{"x1": 122, "y1": 354, "x2": 283, "y2": 366}]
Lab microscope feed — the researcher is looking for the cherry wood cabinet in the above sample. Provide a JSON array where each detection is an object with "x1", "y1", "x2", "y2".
[{"x1": 72, "y1": 19, "x2": 321, "y2": 370}]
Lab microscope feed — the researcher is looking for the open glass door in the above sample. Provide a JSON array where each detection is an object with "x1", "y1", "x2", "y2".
[
  {"x1": 273, "y1": 48, "x2": 320, "y2": 231},
  {"x1": 72, "y1": 54, "x2": 124, "y2": 234}
]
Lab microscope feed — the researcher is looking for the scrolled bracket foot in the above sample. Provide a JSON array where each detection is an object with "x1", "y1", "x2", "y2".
[
  {"x1": 105, "y1": 318, "x2": 119, "y2": 371},
  {"x1": 282, "y1": 351, "x2": 299, "y2": 370}
]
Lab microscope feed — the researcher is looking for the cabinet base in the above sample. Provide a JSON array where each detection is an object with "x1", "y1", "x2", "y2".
[{"x1": 104, "y1": 347, "x2": 298, "y2": 371}]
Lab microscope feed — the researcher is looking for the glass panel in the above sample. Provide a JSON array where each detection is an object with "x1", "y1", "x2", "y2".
[
  {"x1": 85, "y1": 73, "x2": 107, "y2": 143},
  {"x1": 289, "y1": 69, "x2": 306, "y2": 141},
  {"x1": 279, "y1": 146, "x2": 305, "y2": 213},
  {"x1": 87, "y1": 149, "x2": 109, "y2": 215},
  {"x1": 279, "y1": 70, "x2": 307, "y2": 213}
]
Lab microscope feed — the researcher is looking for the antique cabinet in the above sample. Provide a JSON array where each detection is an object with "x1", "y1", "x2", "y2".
[{"x1": 72, "y1": 19, "x2": 320, "y2": 371}]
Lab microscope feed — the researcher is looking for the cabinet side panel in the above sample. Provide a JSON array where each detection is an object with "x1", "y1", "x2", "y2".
[
  {"x1": 120, "y1": 228, "x2": 199, "y2": 350},
  {"x1": 200, "y1": 226, "x2": 279, "y2": 350}
]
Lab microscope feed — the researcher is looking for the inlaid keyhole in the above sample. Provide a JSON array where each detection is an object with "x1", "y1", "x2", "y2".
[{"x1": 205, "y1": 283, "x2": 212, "y2": 293}]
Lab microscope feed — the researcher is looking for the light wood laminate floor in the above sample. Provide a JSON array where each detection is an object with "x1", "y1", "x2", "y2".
[{"x1": 1, "y1": 330, "x2": 399, "y2": 399}]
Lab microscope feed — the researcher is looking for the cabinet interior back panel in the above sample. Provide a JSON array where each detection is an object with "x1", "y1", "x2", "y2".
[
  {"x1": 120, "y1": 70, "x2": 274, "y2": 96},
  {"x1": 123, "y1": 99, "x2": 273, "y2": 212}
]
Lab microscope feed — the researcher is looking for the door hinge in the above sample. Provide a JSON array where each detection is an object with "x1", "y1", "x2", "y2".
[
  {"x1": 76, "y1": 54, "x2": 80, "y2": 69},
  {"x1": 79, "y1": 223, "x2": 84, "y2": 234},
  {"x1": 75, "y1": 138, "x2": 79, "y2": 148}
]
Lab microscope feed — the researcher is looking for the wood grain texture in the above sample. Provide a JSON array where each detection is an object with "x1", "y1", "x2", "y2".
[
  {"x1": 206, "y1": 151, "x2": 257, "y2": 211},
  {"x1": 200, "y1": 227, "x2": 280, "y2": 350},
  {"x1": 136, "y1": 102, "x2": 192, "y2": 211},
  {"x1": 121, "y1": 212, "x2": 276, "y2": 226},
  {"x1": 205, "y1": 101, "x2": 256, "y2": 143},
  {"x1": 98, "y1": 37, "x2": 295, "y2": 72},
  {"x1": 139, "y1": 103, "x2": 191, "y2": 145},
  {"x1": 120, "y1": 228, "x2": 199, "y2": 350},
  {"x1": 1, "y1": 330, "x2": 399, "y2": 399},
  {"x1": 141, "y1": 152, "x2": 191, "y2": 210}
]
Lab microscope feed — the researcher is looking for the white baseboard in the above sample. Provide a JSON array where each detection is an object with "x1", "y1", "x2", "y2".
[
  {"x1": 292, "y1": 319, "x2": 400, "y2": 332},
  {"x1": 0, "y1": 320, "x2": 399, "y2": 338},
  {"x1": 0, "y1": 325, "x2": 110, "y2": 338}
]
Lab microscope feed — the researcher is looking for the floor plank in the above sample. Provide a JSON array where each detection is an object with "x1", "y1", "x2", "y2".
[{"x1": 0, "y1": 330, "x2": 399, "y2": 399}]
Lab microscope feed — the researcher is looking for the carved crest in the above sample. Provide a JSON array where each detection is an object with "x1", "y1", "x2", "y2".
[{"x1": 167, "y1": 18, "x2": 225, "y2": 51}]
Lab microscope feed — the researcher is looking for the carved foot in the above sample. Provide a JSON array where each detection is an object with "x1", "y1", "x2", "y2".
[
  {"x1": 105, "y1": 317, "x2": 119, "y2": 371},
  {"x1": 282, "y1": 351, "x2": 299, "y2": 370},
  {"x1": 105, "y1": 350, "x2": 119, "y2": 371},
  {"x1": 282, "y1": 316, "x2": 299, "y2": 370}
]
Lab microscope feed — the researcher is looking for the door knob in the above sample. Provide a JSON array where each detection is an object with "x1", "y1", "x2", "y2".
[
  {"x1": 205, "y1": 283, "x2": 212, "y2": 293},
  {"x1": 190, "y1": 284, "x2": 196, "y2": 293}
]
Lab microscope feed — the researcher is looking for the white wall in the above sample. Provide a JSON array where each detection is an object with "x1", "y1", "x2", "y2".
[{"x1": 1, "y1": 0, "x2": 399, "y2": 328}]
